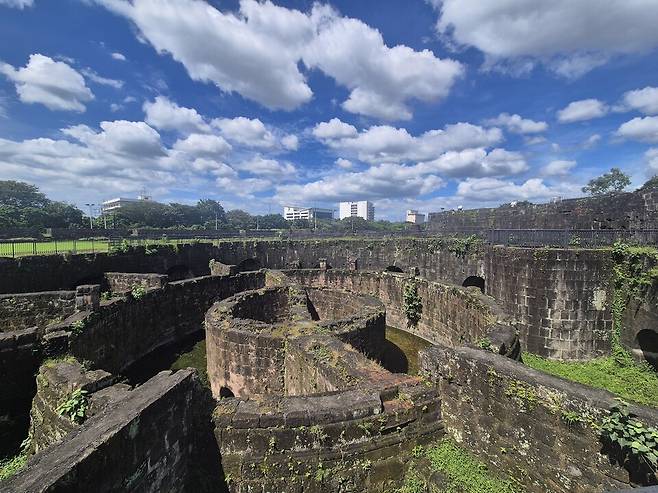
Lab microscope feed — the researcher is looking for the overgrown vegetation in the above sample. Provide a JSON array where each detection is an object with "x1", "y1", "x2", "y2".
[
  {"x1": 56, "y1": 388, "x2": 89, "y2": 424},
  {"x1": 131, "y1": 285, "x2": 147, "y2": 300},
  {"x1": 397, "y1": 440, "x2": 521, "y2": 493},
  {"x1": 600, "y1": 399, "x2": 658, "y2": 478},
  {"x1": 0, "y1": 436, "x2": 30, "y2": 482},
  {"x1": 448, "y1": 235, "x2": 481, "y2": 258},
  {"x1": 403, "y1": 278, "x2": 422, "y2": 327},
  {"x1": 70, "y1": 319, "x2": 86, "y2": 337},
  {"x1": 523, "y1": 353, "x2": 658, "y2": 407}
]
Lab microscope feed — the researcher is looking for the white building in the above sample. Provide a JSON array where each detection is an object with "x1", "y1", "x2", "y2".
[
  {"x1": 102, "y1": 195, "x2": 153, "y2": 213},
  {"x1": 283, "y1": 206, "x2": 333, "y2": 221},
  {"x1": 339, "y1": 201, "x2": 375, "y2": 221},
  {"x1": 406, "y1": 210, "x2": 425, "y2": 224}
]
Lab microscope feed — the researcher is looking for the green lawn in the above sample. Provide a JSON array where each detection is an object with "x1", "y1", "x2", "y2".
[
  {"x1": 523, "y1": 353, "x2": 658, "y2": 407},
  {"x1": 0, "y1": 240, "x2": 109, "y2": 257}
]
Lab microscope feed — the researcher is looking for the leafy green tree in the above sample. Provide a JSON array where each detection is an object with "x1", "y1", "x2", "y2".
[
  {"x1": 582, "y1": 168, "x2": 631, "y2": 196},
  {"x1": 0, "y1": 181, "x2": 84, "y2": 228},
  {"x1": 257, "y1": 214, "x2": 288, "y2": 229},
  {"x1": 0, "y1": 181, "x2": 49, "y2": 209},
  {"x1": 196, "y1": 199, "x2": 226, "y2": 228},
  {"x1": 642, "y1": 175, "x2": 658, "y2": 190},
  {"x1": 226, "y1": 209, "x2": 256, "y2": 230}
]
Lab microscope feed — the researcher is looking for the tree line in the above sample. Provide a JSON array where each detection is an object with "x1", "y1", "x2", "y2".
[{"x1": 0, "y1": 181, "x2": 409, "y2": 232}]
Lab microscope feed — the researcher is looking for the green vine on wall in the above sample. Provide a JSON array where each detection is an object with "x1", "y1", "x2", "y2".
[
  {"x1": 600, "y1": 400, "x2": 658, "y2": 478},
  {"x1": 448, "y1": 235, "x2": 482, "y2": 259},
  {"x1": 403, "y1": 279, "x2": 422, "y2": 328}
]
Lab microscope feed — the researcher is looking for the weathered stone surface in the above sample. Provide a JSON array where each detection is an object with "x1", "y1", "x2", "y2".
[
  {"x1": 0, "y1": 291, "x2": 75, "y2": 333},
  {"x1": 104, "y1": 272, "x2": 168, "y2": 294},
  {"x1": 420, "y1": 345, "x2": 658, "y2": 493}
]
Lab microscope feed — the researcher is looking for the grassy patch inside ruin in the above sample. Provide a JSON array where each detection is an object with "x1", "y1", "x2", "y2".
[
  {"x1": 398, "y1": 439, "x2": 520, "y2": 493},
  {"x1": 523, "y1": 353, "x2": 658, "y2": 407},
  {"x1": 0, "y1": 453, "x2": 27, "y2": 482}
]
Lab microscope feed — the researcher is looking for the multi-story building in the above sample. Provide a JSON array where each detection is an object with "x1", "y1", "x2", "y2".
[
  {"x1": 339, "y1": 201, "x2": 375, "y2": 221},
  {"x1": 101, "y1": 195, "x2": 154, "y2": 214},
  {"x1": 406, "y1": 210, "x2": 425, "y2": 224},
  {"x1": 283, "y1": 206, "x2": 334, "y2": 221}
]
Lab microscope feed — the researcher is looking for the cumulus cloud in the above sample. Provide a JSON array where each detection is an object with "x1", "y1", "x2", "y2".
[
  {"x1": 276, "y1": 162, "x2": 445, "y2": 203},
  {"x1": 621, "y1": 86, "x2": 658, "y2": 115},
  {"x1": 484, "y1": 113, "x2": 547, "y2": 134},
  {"x1": 212, "y1": 117, "x2": 276, "y2": 149},
  {"x1": 313, "y1": 118, "x2": 503, "y2": 164},
  {"x1": 542, "y1": 160, "x2": 576, "y2": 176},
  {"x1": 335, "y1": 158, "x2": 353, "y2": 169},
  {"x1": 0, "y1": 54, "x2": 94, "y2": 112},
  {"x1": 96, "y1": 0, "x2": 462, "y2": 119},
  {"x1": 281, "y1": 134, "x2": 299, "y2": 151},
  {"x1": 456, "y1": 177, "x2": 557, "y2": 202},
  {"x1": 0, "y1": 0, "x2": 33, "y2": 8},
  {"x1": 143, "y1": 96, "x2": 211, "y2": 134},
  {"x1": 419, "y1": 148, "x2": 527, "y2": 178},
  {"x1": 582, "y1": 134, "x2": 601, "y2": 149},
  {"x1": 304, "y1": 6, "x2": 463, "y2": 120},
  {"x1": 63, "y1": 120, "x2": 165, "y2": 159},
  {"x1": 172, "y1": 133, "x2": 232, "y2": 157},
  {"x1": 616, "y1": 116, "x2": 658, "y2": 143},
  {"x1": 432, "y1": 0, "x2": 658, "y2": 78},
  {"x1": 237, "y1": 156, "x2": 296, "y2": 180},
  {"x1": 111, "y1": 52, "x2": 127, "y2": 61},
  {"x1": 557, "y1": 99, "x2": 608, "y2": 123}
]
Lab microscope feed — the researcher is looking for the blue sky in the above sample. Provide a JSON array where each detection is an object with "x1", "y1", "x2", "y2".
[{"x1": 1, "y1": 0, "x2": 658, "y2": 220}]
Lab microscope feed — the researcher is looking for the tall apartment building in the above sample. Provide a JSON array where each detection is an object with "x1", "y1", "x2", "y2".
[
  {"x1": 339, "y1": 201, "x2": 375, "y2": 221},
  {"x1": 283, "y1": 206, "x2": 334, "y2": 221}
]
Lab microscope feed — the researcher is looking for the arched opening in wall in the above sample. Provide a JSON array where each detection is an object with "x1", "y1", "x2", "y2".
[
  {"x1": 237, "y1": 258, "x2": 261, "y2": 272},
  {"x1": 462, "y1": 276, "x2": 485, "y2": 293},
  {"x1": 219, "y1": 386, "x2": 235, "y2": 398},
  {"x1": 636, "y1": 329, "x2": 658, "y2": 370},
  {"x1": 73, "y1": 274, "x2": 108, "y2": 292},
  {"x1": 165, "y1": 264, "x2": 192, "y2": 282},
  {"x1": 384, "y1": 266, "x2": 404, "y2": 273}
]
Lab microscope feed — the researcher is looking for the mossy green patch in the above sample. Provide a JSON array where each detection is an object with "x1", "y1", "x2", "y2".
[
  {"x1": 0, "y1": 453, "x2": 27, "y2": 482},
  {"x1": 523, "y1": 353, "x2": 658, "y2": 407},
  {"x1": 398, "y1": 439, "x2": 521, "y2": 493}
]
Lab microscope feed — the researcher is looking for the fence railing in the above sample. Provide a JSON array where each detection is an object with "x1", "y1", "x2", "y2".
[
  {"x1": 1, "y1": 228, "x2": 656, "y2": 257},
  {"x1": 0, "y1": 238, "x2": 109, "y2": 258}
]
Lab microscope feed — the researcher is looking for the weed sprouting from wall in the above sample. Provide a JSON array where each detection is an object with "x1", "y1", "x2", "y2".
[{"x1": 403, "y1": 279, "x2": 422, "y2": 328}]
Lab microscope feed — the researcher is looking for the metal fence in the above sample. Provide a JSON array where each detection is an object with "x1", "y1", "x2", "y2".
[{"x1": 0, "y1": 238, "x2": 109, "y2": 258}]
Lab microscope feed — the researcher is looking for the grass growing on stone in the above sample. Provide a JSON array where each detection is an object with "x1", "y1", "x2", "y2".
[
  {"x1": 398, "y1": 439, "x2": 521, "y2": 493},
  {"x1": 523, "y1": 353, "x2": 658, "y2": 407},
  {"x1": 0, "y1": 453, "x2": 27, "y2": 481}
]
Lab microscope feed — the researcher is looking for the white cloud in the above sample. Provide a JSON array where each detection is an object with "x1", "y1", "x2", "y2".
[
  {"x1": 420, "y1": 148, "x2": 527, "y2": 178},
  {"x1": 143, "y1": 96, "x2": 211, "y2": 134},
  {"x1": 646, "y1": 148, "x2": 658, "y2": 173},
  {"x1": 281, "y1": 134, "x2": 299, "y2": 151},
  {"x1": 304, "y1": 6, "x2": 463, "y2": 120},
  {"x1": 0, "y1": 0, "x2": 33, "y2": 8},
  {"x1": 542, "y1": 160, "x2": 576, "y2": 176},
  {"x1": 335, "y1": 158, "x2": 353, "y2": 169},
  {"x1": 0, "y1": 54, "x2": 93, "y2": 112},
  {"x1": 313, "y1": 118, "x2": 358, "y2": 139},
  {"x1": 622, "y1": 86, "x2": 658, "y2": 115},
  {"x1": 432, "y1": 0, "x2": 658, "y2": 77},
  {"x1": 582, "y1": 134, "x2": 601, "y2": 149},
  {"x1": 81, "y1": 68, "x2": 124, "y2": 89},
  {"x1": 314, "y1": 118, "x2": 503, "y2": 164},
  {"x1": 110, "y1": 103, "x2": 121, "y2": 112},
  {"x1": 172, "y1": 133, "x2": 232, "y2": 157},
  {"x1": 616, "y1": 116, "x2": 658, "y2": 143},
  {"x1": 276, "y1": 162, "x2": 445, "y2": 203},
  {"x1": 98, "y1": 0, "x2": 313, "y2": 111},
  {"x1": 212, "y1": 116, "x2": 276, "y2": 149},
  {"x1": 97, "y1": 0, "x2": 462, "y2": 119},
  {"x1": 237, "y1": 156, "x2": 295, "y2": 180},
  {"x1": 63, "y1": 120, "x2": 165, "y2": 158},
  {"x1": 557, "y1": 99, "x2": 608, "y2": 123},
  {"x1": 484, "y1": 113, "x2": 547, "y2": 134},
  {"x1": 111, "y1": 52, "x2": 127, "y2": 61},
  {"x1": 456, "y1": 177, "x2": 556, "y2": 202}
]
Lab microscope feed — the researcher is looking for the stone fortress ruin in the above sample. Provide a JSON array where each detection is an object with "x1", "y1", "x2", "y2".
[{"x1": 0, "y1": 236, "x2": 656, "y2": 492}]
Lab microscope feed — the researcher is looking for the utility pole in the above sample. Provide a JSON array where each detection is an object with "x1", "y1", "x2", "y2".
[{"x1": 215, "y1": 211, "x2": 218, "y2": 231}]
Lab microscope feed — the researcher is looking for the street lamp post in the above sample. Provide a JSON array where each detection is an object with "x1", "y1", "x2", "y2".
[{"x1": 85, "y1": 203, "x2": 96, "y2": 229}]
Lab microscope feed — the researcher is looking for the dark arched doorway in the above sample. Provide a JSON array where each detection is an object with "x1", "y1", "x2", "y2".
[
  {"x1": 384, "y1": 266, "x2": 404, "y2": 273},
  {"x1": 219, "y1": 386, "x2": 235, "y2": 398},
  {"x1": 166, "y1": 264, "x2": 192, "y2": 281},
  {"x1": 637, "y1": 329, "x2": 658, "y2": 370},
  {"x1": 237, "y1": 258, "x2": 261, "y2": 272},
  {"x1": 462, "y1": 276, "x2": 485, "y2": 293}
]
